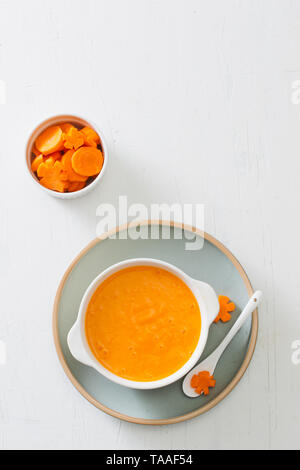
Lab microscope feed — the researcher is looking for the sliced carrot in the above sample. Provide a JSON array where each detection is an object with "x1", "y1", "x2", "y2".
[
  {"x1": 61, "y1": 150, "x2": 87, "y2": 182},
  {"x1": 72, "y1": 147, "x2": 104, "y2": 176},
  {"x1": 35, "y1": 126, "x2": 64, "y2": 156},
  {"x1": 39, "y1": 161, "x2": 68, "y2": 193},
  {"x1": 214, "y1": 296, "x2": 236, "y2": 323},
  {"x1": 81, "y1": 126, "x2": 100, "y2": 144},
  {"x1": 63, "y1": 127, "x2": 85, "y2": 150},
  {"x1": 81, "y1": 126, "x2": 100, "y2": 148},
  {"x1": 46, "y1": 151, "x2": 62, "y2": 161},
  {"x1": 81, "y1": 134, "x2": 97, "y2": 148},
  {"x1": 38, "y1": 157, "x2": 64, "y2": 178},
  {"x1": 190, "y1": 371, "x2": 216, "y2": 396},
  {"x1": 31, "y1": 154, "x2": 44, "y2": 173},
  {"x1": 40, "y1": 177, "x2": 68, "y2": 193},
  {"x1": 68, "y1": 181, "x2": 86, "y2": 192},
  {"x1": 37, "y1": 158, "x2": 53, "y2": 177},
  {"x1": 60, "y1": 123, "x2": 75, "y2": 134}
]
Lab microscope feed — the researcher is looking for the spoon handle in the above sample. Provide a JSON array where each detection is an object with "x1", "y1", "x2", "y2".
[{"x1": 213, "y1": 291, "x2": 262, "y2": 359}]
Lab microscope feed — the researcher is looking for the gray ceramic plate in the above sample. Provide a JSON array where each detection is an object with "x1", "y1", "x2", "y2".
[{"x1": 53, "y1": 222, "x2": 258, "y2": 425}]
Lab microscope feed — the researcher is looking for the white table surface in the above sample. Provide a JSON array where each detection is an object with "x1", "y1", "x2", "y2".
[{"x1": 1, "y1": 0, "x2": 300, "y2": 450}]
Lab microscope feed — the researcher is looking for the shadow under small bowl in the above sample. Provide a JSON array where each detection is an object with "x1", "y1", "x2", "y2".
[{"x1": 25, "y1": 114, "x2": 108, "y2": 199}]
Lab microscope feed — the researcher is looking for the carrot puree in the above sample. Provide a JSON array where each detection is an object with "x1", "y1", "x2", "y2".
[{"x1": 85, "y1": 266, "x2": 201, "y2": 382}]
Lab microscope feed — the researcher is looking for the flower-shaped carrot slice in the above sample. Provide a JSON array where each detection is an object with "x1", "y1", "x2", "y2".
[
  {"x1": 60, "y1": 123, "x2": 75, "y2": 134},
  {"x1": 61, "y1": 150, "x2": 87, "y2": 183},
  {"x1": 37, "y1": 157, "x2": 56, "y2": 177},
  {"x1": 31, "y1": 154, "x2": 44, "y2": 173},
  {"x1": 63, "y1": 127, "x2": 85, "y2": 150},
  {"x1": 81, "y1": 126, "x2": 100, "y2": 148},
  {"x1": 191, "y1": 371, "x2": 216, "y2": 396},
  {"x1": 38, "y1": 161, "x2": 68, "y2": 193},
  {"x1": 214, "y1": 296, "x2": 236, "y2": 323},
  {"x1": 46, "y1": 151, "x2": 62, "y2": 161},
  {"x1": 72, "y1": 147, "x2": 104, "y2": 176},
  {"x1": 35, "y1": 126, "x2": 64, "y2": 156}
]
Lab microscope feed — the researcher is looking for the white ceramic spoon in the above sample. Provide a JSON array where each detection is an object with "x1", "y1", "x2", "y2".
[{"x1": 183, "y1": 291, "x2": 263, "y2": 398}]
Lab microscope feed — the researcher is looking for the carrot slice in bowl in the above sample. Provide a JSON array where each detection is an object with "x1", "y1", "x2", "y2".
[
  {"x1": 60, "y1": 123, "x2": 75, "y2": 134},
  {"x1": 31, "y1": 154, "x2": 44, "y2": 173},
  {"x1": 72, "y1": 147, "x2": 104, "y2": 177},
  {"x1": 35, "y1": 125, "x2": 64, "y2": 156},
  {"x1": 61, "y1": 150, "x2": 88, "y2": 183},
  {"x1": 46, "y1": 151, "x2": 62, "y2": 161},
  {"x1": 81, "y1": 126, "x2": 100, "y2": 147},
  {"x1": 63, "y1": 127, "x2": 85, "y2": 150},
  {"x1": 38, "y1": 161, "x2": 68, "y2": 193}
]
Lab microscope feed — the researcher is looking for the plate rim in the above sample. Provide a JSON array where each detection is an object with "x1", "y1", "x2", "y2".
[{"x1": 52, "y1": 220, "x2": 258, "y2": 425}]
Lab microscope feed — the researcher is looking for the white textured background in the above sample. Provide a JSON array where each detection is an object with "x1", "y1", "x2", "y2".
[{"x1": 0, "y1": 0, "x2": 300, "y2": 450}]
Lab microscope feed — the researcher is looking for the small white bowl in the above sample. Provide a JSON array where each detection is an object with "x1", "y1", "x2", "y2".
[
  {"x1": 25, "y1": 114, "x2": 108, "y2": 199},
  {"x1": 67, "y1": 258, "x2": 219, "y2": 390}
]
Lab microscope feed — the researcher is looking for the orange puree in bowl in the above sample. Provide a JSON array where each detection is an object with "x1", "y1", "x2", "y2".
[{"x1": 85, "y1": 266, "x2": 201, "y2": 382}]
